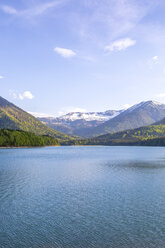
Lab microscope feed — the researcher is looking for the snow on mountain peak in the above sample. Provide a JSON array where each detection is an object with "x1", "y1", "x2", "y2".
[
  {"x1": 125, "y1": 100, "x2": 165, "y2": 113},
  {"x1": 56, "y1": 110, "x2": 122, "y2": 122}
]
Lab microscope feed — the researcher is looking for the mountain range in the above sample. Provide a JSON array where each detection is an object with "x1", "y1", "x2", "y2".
[
  {"x1": 78, "y1": 117, "x2": 165, "y2": 146},
  {"x1": 1, "y1": 95, "x2": 165, "y2": 146},
  {"x1": 38, "y1": 110, "x2": 123, "y2": 137},
  {"x1": 38, "y1": 100, "x2": 165, "y2": 138}
]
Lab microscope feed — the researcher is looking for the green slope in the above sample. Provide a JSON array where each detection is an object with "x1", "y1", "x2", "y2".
[
  {"x1": 0, "y1": 129, "x2": 59, "y2": 147},
  {"x1": 64, "y1": 123, "x2": 165, "y2": 146},
  {"x1": 89, "y1": 124, "x2": 165, "y2": 145},
  {"x1": 0, "y1": 96, "x2": 72, "y2": 141}
]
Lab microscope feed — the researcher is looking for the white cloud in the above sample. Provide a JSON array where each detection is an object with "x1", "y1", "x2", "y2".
[
  {"x1": 9, "y1": 90, "x2": 17, "y2": 99},
  {"x1": 1, "y1": 1, "x2": 65, "y2": 18},
  {"x1": 156, "y1": 93, "x2": 165, "y2": 98},
  {"x1": 105, "y1": 38, "x2": 136, "y2": 52},
  {"x1": 148, "y1": 55, "x2": 161, "y2": 69},
  {"x1": 123, "y1": 103, "x2": 133, "y2": 109},
  {"x1": 152, "y1": 55, "x2": 159, "y2": 64},
  {"x1": 10, "y1": 90, "x2": 34, "y2": 100},
  {"x1": 58, "y1": 106, "x2": 86, "y2": 116},
  {"x1": 0, "y1": 75, "x2": 4, "y2": 79},
  {"x1": 28, "y1": 112, "x2": 55, "y2": 118},
  {"x1": 54, "y1": 47, "x2": 76, "y2": 58},
  {"x1": 19, "y1": 91, "x2": 34, "y2": 100}
]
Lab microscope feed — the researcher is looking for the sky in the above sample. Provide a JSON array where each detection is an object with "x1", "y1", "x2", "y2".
[{"x1": 1, "y1": 0, "x2": 165, "y2": 117}]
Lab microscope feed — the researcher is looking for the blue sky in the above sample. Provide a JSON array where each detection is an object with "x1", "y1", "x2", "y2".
[{"x1": 1, "y1": 0, "x2": 165, "y2": 116}]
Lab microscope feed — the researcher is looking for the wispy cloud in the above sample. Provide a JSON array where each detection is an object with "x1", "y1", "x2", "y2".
[
  {"x1": 2, "y1": 6, "x2": 17, "y2": 15},
  {"x1": 74, "y1": 0, "x2": 157, "y2": 43},
  {"x1": 1, "y1": 0, "x2": 65, "y2": 18},
  {"x1": 81, "y1": 56, "x2": 97, "y2": 62},
  {"x1": 58, "y1": 106, "x2": 86, "y2": 116},
  {"x1": 105, "y1": 38, "x2": 136, "y2": 52},
  {"x1": 148, "y1": 55, "x2": 161, "y2": 69},
  {"x1": 152, "y1": 56, "x2": 160, "y2": 64},
  {"x1": 10, "y1": 91, "x2": 17, "y2": 99},
  {"x1": 54, "y1": 47, "x2": 76, "y2": 58},
  {"x1": 123, "y1": 103, "x2": 133, "y2": 109},
  {"x1": 156, "y1": 93, "x2": 165, "y2": 98},
  {"x1": 28, "y1": 112, "x2": 55, "y2": 118},
  {"x1": 0, "y1": 75, "x2": 4, "y2": 79},
  {"x1": 10, "y1": 90, "x2": 34, "y2": 100}
]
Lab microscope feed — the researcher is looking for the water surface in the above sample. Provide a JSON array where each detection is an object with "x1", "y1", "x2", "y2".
[{"x1": 1, "y1": 146, "x2": 165, "y2": 248}]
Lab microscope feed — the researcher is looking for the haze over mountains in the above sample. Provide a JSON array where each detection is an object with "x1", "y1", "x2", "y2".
[{"x1": 38, "y1": 100, "x2": 165, "y2": 137}]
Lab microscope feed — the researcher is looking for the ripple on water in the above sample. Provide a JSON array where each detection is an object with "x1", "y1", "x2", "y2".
[{"x1": 1, "y1": 146, "x2": 165, "y2": 248}]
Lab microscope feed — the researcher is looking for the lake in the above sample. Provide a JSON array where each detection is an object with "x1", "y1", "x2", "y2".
[{"x1": 1, "y1": 146, "x2": 165, "y2": 248}]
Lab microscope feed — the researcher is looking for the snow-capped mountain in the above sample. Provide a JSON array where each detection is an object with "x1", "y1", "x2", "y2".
[
  {"x1": 86, "y1": 100, "x2": 165, "y2": 137},
  {"x1": 53, "y1": 110, "x2": 122, "y2": 122},
  {"x1": 37, "y1": 101, "x2": 165, "y2": 137},
  {"x1": 38, "y1": 110, "x2": 123, "y2": 136},
  {"x1": 125, "y1": 100, "x2": 165, "y2": 113}
]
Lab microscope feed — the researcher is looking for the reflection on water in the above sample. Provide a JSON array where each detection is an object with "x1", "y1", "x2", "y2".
[{"x1": 1, "y1": 146, "x2": 165, "y2": 248}]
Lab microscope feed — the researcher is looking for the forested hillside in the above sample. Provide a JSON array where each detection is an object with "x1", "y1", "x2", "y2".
[
  {"x1": 0, "y1": 129, "x2": 59, "y2": 147},
  {"x1": 62, "y1": 123, "x2": 165, "y2": 146},
  {"x1": 0, "y1": 96, "x2": 72, "y2": 141}
]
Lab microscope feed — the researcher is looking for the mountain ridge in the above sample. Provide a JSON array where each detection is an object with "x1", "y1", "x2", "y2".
[
  {"x1": 37, "y1": 100, "x2": 165, "y2": 137},
  {"x1": 38, "y1": 109, "x2": 123, "y2": 136},
  {"x1": 65, "y1": 121, "x2": 165, "y2": 146},
  {"x1": 81, "y1": 100, "x2": 165, "y2": 137},
  {"x1": 0, "y1": 96, "x2": 72, "y2": 141}
]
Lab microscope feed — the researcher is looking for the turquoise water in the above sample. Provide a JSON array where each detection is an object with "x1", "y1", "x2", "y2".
[{"x1": 1, "y1": 146, "x2": 165, "y2": 248}]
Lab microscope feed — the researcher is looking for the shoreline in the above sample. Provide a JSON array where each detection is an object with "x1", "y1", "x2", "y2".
[
  {"x1": 0, "y1": 145, "x2": 60, "y2": 149},
  {"x1": 0, "y1": 145, "x2": 165, "y2": 149}
]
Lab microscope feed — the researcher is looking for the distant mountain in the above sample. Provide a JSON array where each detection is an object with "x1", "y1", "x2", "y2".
[
  {"x1": 90, "y1": 124, "x2": 165, "y2": 145},
  {"x1": 39, "y1": 101, "x2": 165, "y2": 138},
  {"x1": 0, "y1": 96, "x2": 72, "y2": 141},
  {"x1": 154, "y1": 117, "x2": 165, "y2": 125},
  {"x1": 84, "y1": 101, "x2": 165, "y2": 137},
  {"x1": 38, "y1": 110, "x2": 123, "y2": 137},
  {"x1": 67, "y1": 121, "x2": 165, "y2": 146}
]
